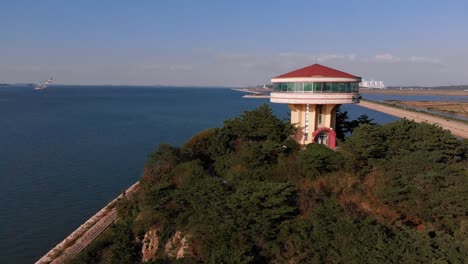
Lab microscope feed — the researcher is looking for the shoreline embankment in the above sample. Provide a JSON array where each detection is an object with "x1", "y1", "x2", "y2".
[
  {"x1": 359, "y1": 100, "x2": 468, "y2": 139},
  {"x1": 35, "y1": 182, "x2": 140, "y2": 264},
  {"x1": 360, "y1": 88, "x2": 468, "y2": 96}
]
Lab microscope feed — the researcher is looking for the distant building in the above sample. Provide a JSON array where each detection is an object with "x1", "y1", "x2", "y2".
[
  {"x1": 359, "y1": 79, "x2": 386, "y2": 89},
  {"x1": 270, "y1": 64, "x2": 361, "y2": 148}
]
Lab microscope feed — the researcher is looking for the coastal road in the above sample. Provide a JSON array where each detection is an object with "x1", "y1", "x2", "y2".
[
  {"x1": 49, "y1": 210, "x2": 117, "y2": 264},
  {"x1": 358, "y1": 100, "x2": 468, "y2": 139},
  {"x1": 36, "y1": 182, "x2": 140, "y2": 264}
]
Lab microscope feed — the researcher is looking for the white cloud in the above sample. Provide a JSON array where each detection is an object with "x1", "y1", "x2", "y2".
[
  {"x1": 318, "y1": 54, "x2": 356, "y2": 62},
  {"x1": 276, "y1": 53, "x2": 356, "y2": 63},
  {"x1": 0, "y1": 49, "x2": 466, "y2": 87},
  {"x1": 373, "y1": 53, "x2": 401, "y2": 62},
  {"x1": 141, "y1": 64, "x2": 193, "y2": 71},
  {"x1": 371, "y1": 54, "x2": 441, "y2": 65},
  {"x1": 408, "y1": 56, "x2": 440, "y2": 64}
]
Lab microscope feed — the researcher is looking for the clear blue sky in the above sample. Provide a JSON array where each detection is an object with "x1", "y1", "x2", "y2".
[{"x1": 2, "y1": 0, "x2": 468, "y2": 86}]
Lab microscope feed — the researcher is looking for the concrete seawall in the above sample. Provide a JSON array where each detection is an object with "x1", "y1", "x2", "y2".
[
  {"x1": 36, "y1": 182, "x2": 139, "y2": 264},
  {"x1": 359, "y1": 100, "x2": 468, "y2": 139}
]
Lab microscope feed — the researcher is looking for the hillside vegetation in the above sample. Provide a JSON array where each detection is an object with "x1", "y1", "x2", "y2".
[{"x1": 71, "y1": 105, "x2": 468, "y2": 264}]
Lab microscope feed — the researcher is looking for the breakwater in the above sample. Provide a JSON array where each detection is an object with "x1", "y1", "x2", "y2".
[
  {"x1": 359, "y1": 100, "x2": 468, "y2": 138},
  {"x1": 36, "y1": 182, "x2": 139, "y2": 264}
]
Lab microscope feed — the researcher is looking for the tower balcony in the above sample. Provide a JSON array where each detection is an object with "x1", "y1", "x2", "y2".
[{"x1": 270, "y1": 92, "x2": 360, "y2": 104}]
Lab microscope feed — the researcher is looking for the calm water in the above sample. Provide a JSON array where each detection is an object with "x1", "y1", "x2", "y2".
[{"x1": 0, "y1": 86, "x2": 434, "y2": 263}]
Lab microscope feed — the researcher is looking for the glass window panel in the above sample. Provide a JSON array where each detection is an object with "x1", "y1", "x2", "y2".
[
  {"x1": 304, "y1": 83, "x2": 312, "y2": 91},
  {"x1": 313, "y1": 82, "x2": 321, "y2": 92},
  {"x1": 273, "y1": 83, "x2": 280, "y2": 91},
  {"x1": 294, "y1": 82, "x2": 303, "y2": 92},
  {"x1": 338, "y1": 83, "x2": 346, "y2": 92},
  {"x1": 323, "y1": 83, "x2": 332, "y2": 92},
  {"x1": 332, "y1": 83, "x2": 339, "y2": 92}
]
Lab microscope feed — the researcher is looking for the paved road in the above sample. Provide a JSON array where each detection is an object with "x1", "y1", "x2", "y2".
[{"x1": 359, "y1": 100, "x2": 468, "y2": 139}]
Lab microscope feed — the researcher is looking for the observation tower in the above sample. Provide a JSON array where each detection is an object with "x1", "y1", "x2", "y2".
[{"x1": 270, "y1": 64, "x2": 361, "y2": 148}]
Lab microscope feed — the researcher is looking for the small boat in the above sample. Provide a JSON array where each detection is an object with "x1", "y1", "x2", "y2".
[{"x1": 35, "y1": 76, "x2": 53, "y2": 90}]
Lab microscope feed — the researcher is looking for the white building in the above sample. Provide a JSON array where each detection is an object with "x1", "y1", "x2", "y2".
[{"x1": 359, "y1": 79, "x2": 386, "y2": 89}]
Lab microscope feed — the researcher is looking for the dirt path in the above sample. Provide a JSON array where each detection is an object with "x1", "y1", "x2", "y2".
[
  {"x1": 36, "y1": 182, "x2": 139, "y2": 264},
  {"x1": 359, "y1": 100, "x2": 468, "y2": 138}
]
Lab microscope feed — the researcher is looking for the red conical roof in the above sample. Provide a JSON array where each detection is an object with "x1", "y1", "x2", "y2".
[{"x1": 274, "y1": 64, "x2": 359, "y2": 79}]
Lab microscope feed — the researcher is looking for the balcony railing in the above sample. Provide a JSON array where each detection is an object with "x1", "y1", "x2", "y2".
[{"x1": 273, "y1": 82, "x2": 359, "y2": 93}]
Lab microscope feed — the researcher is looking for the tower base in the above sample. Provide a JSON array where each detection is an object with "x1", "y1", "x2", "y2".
[{"x1": 288, "y1": 103, "x2": 339, "y2": 148}]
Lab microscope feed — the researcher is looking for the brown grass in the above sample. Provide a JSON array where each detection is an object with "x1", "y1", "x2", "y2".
[
  {"x1": 393, "y1": 101, "x2": 468, "y2": 117},
  {"x1": 302, "y1": 170, "x2": 427, "y2": 228}
]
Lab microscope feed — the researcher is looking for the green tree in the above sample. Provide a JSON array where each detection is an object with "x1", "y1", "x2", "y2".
[
  {"x1": 335, "y1": 108, "x2": 351, "y2": 140},
  {"x1": 297, "y1": 143, "x2": 344, "y2": 178},
  {"x1": 341, "y1": 124, "x2": 387, "y2": 173},
  {"x1": 228, "y1": 104, "x2": 294, "y2": 142},
  {"x1": 382, "y1": 119, "x2": 464, "y2": 162},
  {"x1": 335, "y1": 108, "x2": 377, "y2": 140},
  {"x1": 110, "y1": 219, "x2": 140, "y2": 264},
  {"x1": 180, "y1": 129, "x2": 215, "y2": 167},
  {"x1": 72, "y1": 106, "x2": 468, "y2": 264},
  {"x1": 142, "y1": 144, "x2": 181, "y2": 188},
  {"x1": 209, "y1": 104, "x2": 294, "y2": 160}
]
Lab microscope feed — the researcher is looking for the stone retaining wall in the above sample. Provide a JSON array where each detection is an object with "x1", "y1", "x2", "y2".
[{"x1": 35, "y1": 182, "x2": 139, "y2": 264}]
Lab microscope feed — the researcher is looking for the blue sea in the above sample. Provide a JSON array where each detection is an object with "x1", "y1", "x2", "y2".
[{"x1": 1, "y1": 86, "x2": 462, "y2": 263}]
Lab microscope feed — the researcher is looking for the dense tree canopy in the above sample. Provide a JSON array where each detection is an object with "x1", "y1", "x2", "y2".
[{"x1": 72, "y1": 105, "x2": 467, "y2": 264}]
